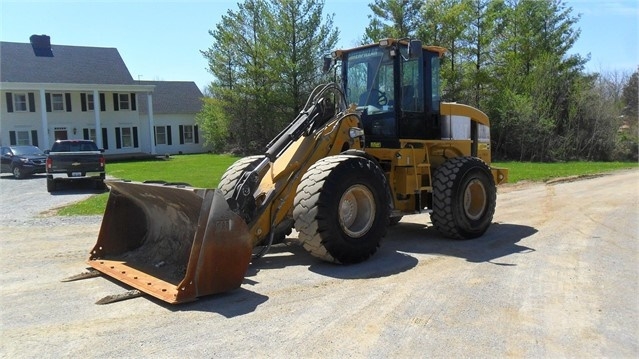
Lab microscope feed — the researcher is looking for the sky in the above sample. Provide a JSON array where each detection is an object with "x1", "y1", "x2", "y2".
[{"x1": 1, "y1": 0, "x2": 637, "y2": 92}]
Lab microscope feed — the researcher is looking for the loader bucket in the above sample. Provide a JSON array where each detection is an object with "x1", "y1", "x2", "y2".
[{"x1": 88, "y1": 181, "x2": 253, "y2": 304}]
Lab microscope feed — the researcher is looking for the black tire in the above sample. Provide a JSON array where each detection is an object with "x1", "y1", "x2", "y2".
[
  {"x1": 431, "y1": 156, "x2": 496, "y2": 239},
  {"x1": 217, "y1": 155, "x2": 264, "y2": 196},
  {"x1": 46, "y1": 177, "x2": 56, "y2": 193},
  {"x1": 12, "y1": 166, "x2": 23, "y2": 179},
  {"x1": 218, "y1": 155, "x2": 290, "y2": 246},
  {"x1": 94, "y1": 179, "x2": 106, "y2": 191},
  {"x1": 293, "y1": 155, "x2": 390, "y2": 264}
]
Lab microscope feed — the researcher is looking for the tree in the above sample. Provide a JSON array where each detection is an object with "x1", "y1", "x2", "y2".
[
  {"x1": 363, "y1": 0, "x2": 423, "y2": 43},
  {"x1": 486, "y1": 0, "x2": 589, "y2": 160},
  {"x1": 418, "y1": 0, "x2": 472, "y2": 101},
  {"x1": 202, "y1": 0, "x2": 274, "y2": 154},
  {"x1": 460, "y1": 0, "x2": 503, "y2": 107},
  {"x1": 195, "y1": 97, "x2": 230, "y2": 153},
  {"x1": 266, "y1": 0, "x2": 338, "y2": 118},
  {"x1": 617, "y1": 69, "x2": 639, "y2": 160},
  {"x1": 622, "y1": 70, "x2": 638, "y2": 118},
  {"x1": 200, "y1": 0, "x2": 338, "y2": 154}
]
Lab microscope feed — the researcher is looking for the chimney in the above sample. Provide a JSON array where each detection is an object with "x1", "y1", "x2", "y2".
[{"x1": 30, "y1": 34, "x2": 53, "y2": 57}]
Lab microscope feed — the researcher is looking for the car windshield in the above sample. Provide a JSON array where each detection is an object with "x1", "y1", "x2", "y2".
[{"x1": 11, "y1": 146, "x2": 44, "y2": 156}]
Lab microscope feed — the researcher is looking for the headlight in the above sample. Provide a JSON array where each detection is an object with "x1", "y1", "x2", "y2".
[
  {"x1": 20, "y1": 158, "x2": 29, "y2": 163},
  {"x1": 349, "y1": 127, "x2": 365, "y2": 139}
]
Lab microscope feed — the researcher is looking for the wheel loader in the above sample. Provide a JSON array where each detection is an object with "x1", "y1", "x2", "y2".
[{"x1": 82, "y1": 39, "x2": 508, "y2": 304}]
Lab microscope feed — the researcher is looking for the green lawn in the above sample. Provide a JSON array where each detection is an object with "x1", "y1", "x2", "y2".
[
  {"x1": 57, "y1": 153, "x2": 238, "y2": 216},
  {"x1": 57, "y1": 155, "x2": 637, "y2": 216},
  {"x1": 493, "y1": 161, "x2": 638, "y2": 183},
  {"x1": 106, "y1": 153, "x2": 238, "y2": 188}
]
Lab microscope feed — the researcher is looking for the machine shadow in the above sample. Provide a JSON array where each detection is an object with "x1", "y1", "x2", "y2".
[
  {"x1": 169, "y1": 288, "x2": 269, "y2": 318},
  {"x1": 383, "y1": 221, "x2": 538, "y2": 265},
  {"x1": 174, "y1": 221, "x2": 536, "y2": 315}
]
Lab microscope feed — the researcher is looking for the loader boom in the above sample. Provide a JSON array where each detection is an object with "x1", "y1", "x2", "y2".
[{"x1": 228, "y1": 84, "x2": 345, "y2": 224}]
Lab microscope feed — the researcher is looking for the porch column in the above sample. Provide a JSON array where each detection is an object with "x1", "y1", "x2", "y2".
[
  {"x1": 39, "y1": 88, "x2": 49, "y2": 149},
  {"x1": 93, "y1": 89, "x2": 102, "y2": 148},
  {"x1": 147, "y1": 92, "x2": 156, "y2": 155}
]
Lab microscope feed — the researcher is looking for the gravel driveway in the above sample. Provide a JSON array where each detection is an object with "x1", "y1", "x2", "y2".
[
  {"x1": 0, "y1": 173, "x2": 103, "y2": 226},
  {"x1": 1, "y1": 169, "x2": 637, "y2": 358}
]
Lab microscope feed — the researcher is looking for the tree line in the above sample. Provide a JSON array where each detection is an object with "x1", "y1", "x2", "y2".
[{"x1": 197, "y1": 0, "x2": 638, "y2": 161}]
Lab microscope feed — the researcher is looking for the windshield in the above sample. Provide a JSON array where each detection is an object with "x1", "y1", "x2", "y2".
[
  {"x1": 11, "y1": 146, "x2": 44, "y2": 156},
  {"x1": 345, "y1": 47, "x2": 395, "y2": 114},
  {"x1": 51, "y1": 141, "x2": 98, "y2": 152}
]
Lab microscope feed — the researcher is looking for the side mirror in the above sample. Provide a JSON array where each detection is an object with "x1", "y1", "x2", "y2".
[
  {"x1": 408, "y1": 39, "x2": 422, "y2": 59},
  {"x1": 44, "y1": 150, "x2": 50, "y2": 155}
]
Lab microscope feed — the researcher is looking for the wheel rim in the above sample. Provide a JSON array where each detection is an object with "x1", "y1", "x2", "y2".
[
  {"x1": 463, "y1": 178, "x2": 487, "y2": 220},
  {"x1": 12, "y1": 167, "x2": 21, "y2": 178},
  {"x1": 338, "y1": 184, "x2": 376, "y2": 238}
]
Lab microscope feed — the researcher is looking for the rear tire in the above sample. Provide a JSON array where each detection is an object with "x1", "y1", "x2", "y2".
[
  {"x1": 431, "y1": 157, "x2": 496, "y2": 239},
  {"x1": 293, "y1": 155, "x2": 390, "y2": 264},
  {"x1": 94, "y1": 179, "x2": 106, "y2": 191},
  {"x1": 46, "y1": 177, "x2": 56, "y2": 193}
]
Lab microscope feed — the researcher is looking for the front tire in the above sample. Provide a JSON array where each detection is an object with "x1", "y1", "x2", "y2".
[
  {"x1": 293, "y1": 155, "x2": 390, "y2": 264},
  {"x1": 431, "y1": 157, "x2": 496, "y2": 239},
  {"x1": 218, "y1": 156, "x2": 290, "y2": 247},
  {"x1": 217, "y1": 155, "x2": 264, "y2": 196},
  {"x1": 12, "y1": 166, "x2": 24, "y2": 179}
]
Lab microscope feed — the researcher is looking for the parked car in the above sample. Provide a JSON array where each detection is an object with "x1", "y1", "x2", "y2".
[
  {"x1": 0, "y1": 145, "x2": 47, "y2": 179},
  {"x1": 45, "y1": 140, "x2": 106, "y2": 192}
]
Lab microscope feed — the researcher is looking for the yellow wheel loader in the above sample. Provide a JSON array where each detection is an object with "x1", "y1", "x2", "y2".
[{"x1": 83, "y1": 39, "x2": 508, "y2": 304}]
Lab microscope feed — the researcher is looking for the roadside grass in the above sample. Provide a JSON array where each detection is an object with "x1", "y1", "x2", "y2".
[
  {"x1": 57, "y1": 156, "x2": 638, "y2": 216},
  {"x1": 493, "y1": 161, "x2": 638, "y2": 183}
]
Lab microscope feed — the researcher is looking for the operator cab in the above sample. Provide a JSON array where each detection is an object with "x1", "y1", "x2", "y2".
[{"x1": 333, "y1": 39, "x2": 445, "y2": 148}]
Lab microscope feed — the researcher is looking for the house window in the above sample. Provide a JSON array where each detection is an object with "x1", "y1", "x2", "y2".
[
  {"x1": 51, "y1": 93, "x2": 65, "y2": 111},
  {"x1": 87, "y1": 94, "x2": 95, "y2": 111},
  {"x1": 9, "y1": 130, "x2": 38, "y2": 146},
  {"x1": 115, "y1": 126, "x2": 137, "y2": 149},
  {"x1": 16, "y1": 131, "x2": 30, "y2": 145},
  {"x1": 13, "y1": 93, "x2": 28, "y2": 112},
  {"x1": 119, "y1": 94, "x2": 130, "y2": 110},
  {"x1": 121, "y1": 127, "x2": 133, "y2": 147},
  {"x1": 85, "y1": 128, "x2": 97, "y2": 142},
  {"x1": 182, "y1": 125, "x2": 194, "y2": 144},
  {"x1": 155, "y1": 126, "x2": 167, "y2": 145}
]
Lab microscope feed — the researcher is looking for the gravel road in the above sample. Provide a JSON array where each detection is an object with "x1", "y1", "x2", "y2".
[
  {"x1": 0, "y1": 169, "x2": 637, "y2": 358},
  {"x1": 0, "y1": 174, "x2": 102, "y2": 227}
]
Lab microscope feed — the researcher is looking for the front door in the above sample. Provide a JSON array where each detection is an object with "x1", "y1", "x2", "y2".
[{"x1": 54, "y1": 128, "x2": 68, "y2": 141}]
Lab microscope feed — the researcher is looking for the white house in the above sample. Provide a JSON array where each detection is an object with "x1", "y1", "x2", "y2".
[
  {"x1": 0, "y1": 35, "x2": 206, "y2": 156},
  {"x1": 136, "y1": 80, "x2": 204, "y2": 155}
]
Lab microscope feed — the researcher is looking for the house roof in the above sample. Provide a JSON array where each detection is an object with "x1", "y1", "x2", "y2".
[
  {"x1": 136, "y1": 81, "x2": 203, "y2": 114},
  {"x1": 0, "y1": 41, "x2": 134, "y2": 85}
]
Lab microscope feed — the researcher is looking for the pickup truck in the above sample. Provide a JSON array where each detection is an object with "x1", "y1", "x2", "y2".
[{"x1": 45, "y1": 140, "x2": 106, "y2": 192}]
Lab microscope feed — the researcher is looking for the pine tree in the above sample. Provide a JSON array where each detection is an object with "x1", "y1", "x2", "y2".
[{"x1": 201, "y1": 0, "x2": 338, "y2": 154}]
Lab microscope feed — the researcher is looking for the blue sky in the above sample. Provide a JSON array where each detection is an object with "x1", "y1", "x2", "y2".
[{"x1": 1, "y1": 0, "x2": 637, "y2": 91}]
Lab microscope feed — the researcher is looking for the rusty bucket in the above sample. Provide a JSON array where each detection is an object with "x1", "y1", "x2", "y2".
[{"x1": 88, "y1": 181, "x2": 252, "y2": 304}]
